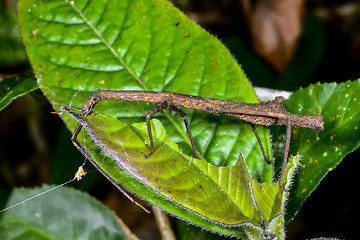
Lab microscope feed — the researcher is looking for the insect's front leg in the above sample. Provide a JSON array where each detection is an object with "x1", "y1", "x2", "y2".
[
  {"x1": 59, "y1": 106, "x2": 92, "y2": 164},
  {"x1": 144, "y1": 102, "x2": 169, "y2": 158}
]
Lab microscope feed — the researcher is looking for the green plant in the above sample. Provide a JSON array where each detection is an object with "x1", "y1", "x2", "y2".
[{"x1": 0, "y1": 0, "x2": 359, "y2": 239}]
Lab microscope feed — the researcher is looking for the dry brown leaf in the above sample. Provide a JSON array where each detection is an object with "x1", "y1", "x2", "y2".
[{"x1": 244, "y1": 0, "x2": 304, "y2": 72}]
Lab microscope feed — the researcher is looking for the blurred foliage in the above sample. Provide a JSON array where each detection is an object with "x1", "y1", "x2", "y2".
[
  {"x1": 0, "y1": 186, "x2": 132, "y2": 240},
  {"x1": 0, "y1": 1, "x2": 27, "y2": 69},
  {"x1": 223, "y1": 12, "x2": 325, "y2": 91}
]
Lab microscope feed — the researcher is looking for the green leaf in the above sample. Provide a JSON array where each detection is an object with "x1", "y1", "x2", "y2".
[
  {"x1": 0, "y1": 76, "x2": 38, "y2": 111},
  {"x1": 65, "y1": 110, "x2": 292, "y2": 238},
  {"x1": 251, "y1": 180, "x2": 282, "y2": 223},
  {"x1": 0, "y1": 186, "x2": 132, "y2": 240},
  {"x1": 283, "y1": 79, "x2": 360, "y2": 222},
  {"x1": 68, "y1": 111, "x2": 263, "y2": 235},
  {"x1": 16, "y1": 0, "x2": 281, "y2": 236},
  {"x1": 262, "y1": 154, "x2": 301, "y2": 239},
  {"x1": 17, "y1": 0, "x2": 272, "y2": 182}
]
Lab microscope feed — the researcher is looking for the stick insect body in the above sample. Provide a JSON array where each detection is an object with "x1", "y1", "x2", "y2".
[{"x1": 70, "y1": 89, "x2": 324, "y2": 191}]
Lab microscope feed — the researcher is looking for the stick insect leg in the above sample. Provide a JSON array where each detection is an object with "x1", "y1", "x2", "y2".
[
  {"x1": 279, "y1": 119, "x2": 291, "y2": 191},
  {"x1": 70, "y1": 120, "x2": 150, "y2": 213},
  {"x1": 71, "y1": 123, "x2": 83, "y2": 144},
  {"x1": 144, "y1": 102, "x2": 169, "y2": 159},
  {"x1": 169, "y1": 106, "x2": 199, "y2": 159},
  {"x1": 251, "y1": 124, "x2": 271, "y2": 164}
]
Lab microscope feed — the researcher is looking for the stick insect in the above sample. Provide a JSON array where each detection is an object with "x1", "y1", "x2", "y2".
[{"x1": 69, "y1": 89, "x2": 324, "y2": 191}]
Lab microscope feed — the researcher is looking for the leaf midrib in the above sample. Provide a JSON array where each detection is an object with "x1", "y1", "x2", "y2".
[
  {"x1": 65, "y1": 0, "x2": 203, "y2": 154},
  {"x1": 67, "y1": 0, "x2": 146, "y2": 90}
]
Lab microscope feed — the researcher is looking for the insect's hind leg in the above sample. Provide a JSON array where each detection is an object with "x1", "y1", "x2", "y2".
[
  {"x1": 144, "y1": 102, "x2": 169, "y2": 158},
  {"x1": 278, "y1": 120, "x2": 291, "y2": 192},
  {"x1": 169, "y1": 106, "x2": 199, "y2": 159},
  {"x1": 251, "y1": 124, "x2": 271, "y2": 164}
]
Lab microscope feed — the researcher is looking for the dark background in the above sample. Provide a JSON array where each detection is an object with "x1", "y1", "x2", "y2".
[{"x1": 1, "y1": 0, "x2": 359, "y2": 239}]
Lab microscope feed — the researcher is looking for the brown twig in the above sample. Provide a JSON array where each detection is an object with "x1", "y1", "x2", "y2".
[{"x1": 152, "y1": 206, "x2": 176, "y2": 240}]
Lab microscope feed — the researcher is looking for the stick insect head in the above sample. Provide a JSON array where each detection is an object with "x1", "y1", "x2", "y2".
[{"x1": 82, "y1": 92, "x2": 102, "y2": 116}]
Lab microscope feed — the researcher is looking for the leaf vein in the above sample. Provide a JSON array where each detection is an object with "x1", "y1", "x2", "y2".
[{"x1": 67, "y1": 0, "x2": 147, "y2": 90}]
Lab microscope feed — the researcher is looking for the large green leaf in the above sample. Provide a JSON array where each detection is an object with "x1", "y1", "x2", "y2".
[
  {"x1": 282, "y1": 79, "x2": 360, "y2": 222},
  {"x1": 0, "y1": 186, "x2": 132, "y2": 240},
  {"x1": 17, "y1": 0, "x2": 272, "y2": 181},
  {"x1": 66, "y1": 110, "x2": 289, "y2": 238},
  {"x1": 17, "y1": 0, "x2": 279, "y2": 237}
]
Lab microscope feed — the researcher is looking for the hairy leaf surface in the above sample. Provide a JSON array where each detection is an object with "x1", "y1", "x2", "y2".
[{"x1": 283, "y1": 80, "x2": 360, "y2": 222}]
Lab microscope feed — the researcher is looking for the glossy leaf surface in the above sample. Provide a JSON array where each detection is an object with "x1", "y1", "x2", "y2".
[
  {"x1": 68, "y1": 111, "x2": 271, "y2": 229},
  {"x1": 17, "y1": 0, "x2": 280, "y2": 236},
  {"x1": 17, "y1": 0, "x2": 272, "y2": 181},
  {"x1": 282, "y1": 79, "x2": 360, "y2": 222},
  {"x1": 66, "y1": 110, "x2": 294, "y2": 237}
]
